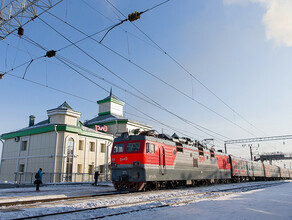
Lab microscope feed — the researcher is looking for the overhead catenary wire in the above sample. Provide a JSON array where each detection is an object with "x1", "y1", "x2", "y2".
[
  {"x1": 2, "y1": 11, "x2": 232, "y2": 142},
  {"x1": 36, "y1": 15, "x2": 231, "y2": 141},
  {"x1": 14, "y1": 32, "x2": 226, "y2": 142},
  {"x1": 1, "y1": 2, "x2": 276, "y2": 153},
  {"x1": 81, "y1": 0, "x2": 161, "y2": 52},
  {"x1": 104, "y1": 0, "x2": 268, "y2": 138},
  {"x1": 10, "y1": 28, "x2": 229, "y2": 142},
  {"x1": 43, "y1": 10, "x2": 255, "y2": 138},
  {"x1": 2, "y1": 33, "x2": 237, "y2": 147},
  {"x1": 1, "y1": 6, "x2": 246, "y2": 145},
  {"x1": 56, "y1": 55, "x2": 228, "y2": 143}
]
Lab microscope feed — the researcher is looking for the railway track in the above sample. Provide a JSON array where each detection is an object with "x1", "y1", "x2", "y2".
[
  {"x1": 0, "y1": 190, "x2": 130, "y2": 207},
  {"x1": 10, "y1": 181, "x2": 286, "y2": 220}
]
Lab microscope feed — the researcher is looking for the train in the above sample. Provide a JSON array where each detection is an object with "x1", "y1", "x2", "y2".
[{"x1": 111, "y1": 130, "x2": 291, "y2": 191}]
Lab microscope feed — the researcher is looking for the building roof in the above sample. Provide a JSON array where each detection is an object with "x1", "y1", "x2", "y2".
[
  {"x1": 97, "y1": 92, "x2": 125, "y2": 106},
  {"x1": 47, "y1": 101, "x2": 75, "y2": 112},
  {"x1": 57, "y1": 101, "x2": 73, "y2": 110},
  {"x1": 84, "y1": 114, "x2": 127, "y2": 126},
  {"x1": 1, "y1": 121, "x2": 113, "y2": 140},
  {"x1": 1, "y1": 101, "x2": 112, "y2": 140}
]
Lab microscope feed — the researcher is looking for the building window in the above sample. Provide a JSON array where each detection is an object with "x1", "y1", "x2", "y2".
[
  {"x1": 99, "y1": 165, "x2": 105, "y2": 173},
  {"x1": 79, "y1": 140, "x2": 84, "y2": 150},
  {"x1": 100, "y1": 143, "x2": 106, "y2": 153},
  {"x1": 88, "y1": 165, "x2": 94, "y2": 174},
  {"x1": 66, "y1": 138, "x2": 74, "y2": 181},
  {"x1": 90, "y1": 142, "x2": 95, "y2": 152},
  {"x1": 19, "y1": 164, "x2": 25, "y2": 172},
  {"x1": 77, "y1": 164, "x2": 82, "y2": 174},
  {"x1": 21, "y1": 141, "x2": 27, "y2": 151}
]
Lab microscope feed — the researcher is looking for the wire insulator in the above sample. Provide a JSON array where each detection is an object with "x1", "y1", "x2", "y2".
[
  {"x1": 0, "y1": 73, "x2": 4, "y2": 79},
  {"x1": 46, "y1": 50, "x2": 56, "y2": 58},
  {"x1": 18, "y1": 27, "x2": 24, "y2": 36},
  {"x1": 128, "y1": 11, "x2": 140, "y2": 22}
]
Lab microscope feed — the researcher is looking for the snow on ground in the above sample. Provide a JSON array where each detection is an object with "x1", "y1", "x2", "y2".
[
  {"x1": 0, "y1": 181, "x2": 291, "y2": 219},
  {"x1": 0, "y1": 182, "x2": 114, "y2": 203}
]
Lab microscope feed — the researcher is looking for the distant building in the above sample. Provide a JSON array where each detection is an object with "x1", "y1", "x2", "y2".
[
  {"x1": 0, "y1": 102, "x2": 113, "y2": 183},
  {"x1": 0, "y1": 93, "x2": 151, "y2": 183}
]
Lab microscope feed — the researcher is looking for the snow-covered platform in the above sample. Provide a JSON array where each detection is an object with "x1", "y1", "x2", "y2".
[
  {"x1": 0, "y1": 181, "x2": 291, "y2": 219},
  {"x1": 0, "y1": 182, "x2": 114, "y2": 203}
]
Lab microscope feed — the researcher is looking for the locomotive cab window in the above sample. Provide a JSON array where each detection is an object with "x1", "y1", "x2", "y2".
[
  {"x1": 113, "y1": 144, "x2": 124, "y2": 153},
  {"x1": 126, "y1": 142, "x2": 140, "y2": 152},
  {"x1": 210, "y1": 149, "x2": 215, "y2": 158},
  {"x1": 146, "y1": 143, "x2": 155, "y2": 153}
]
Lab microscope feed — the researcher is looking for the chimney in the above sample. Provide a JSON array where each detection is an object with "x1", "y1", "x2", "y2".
[{"x1": 29, "y1": 115, "x2": 35, "y2": 127}]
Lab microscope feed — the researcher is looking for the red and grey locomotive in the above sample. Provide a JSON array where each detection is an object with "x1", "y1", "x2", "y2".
[{"x1": 111, "y1": 131, "x2": 290, "y2": 191}]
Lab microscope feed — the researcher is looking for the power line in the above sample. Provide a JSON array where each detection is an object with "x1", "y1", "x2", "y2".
[
  {"x1": 44, "y1": 9, "x2": 255, "y2": 138},
  {"x1": 2, "y1": 9, "x2": 232, "y2": 142},
  {"x1": 104, "y1": 0, "x2": 267, "y2": 138},
  {"x1": 1, "y1": 5, "x2": 237, "y2": 143},
  {"x1": 37, "y1": 15, "x2": 231, "y2": 141}
]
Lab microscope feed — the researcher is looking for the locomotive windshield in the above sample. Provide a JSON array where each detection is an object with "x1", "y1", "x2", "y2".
[
  {"x1": 113, "y1": 144, "x2": 124, "y2": 153},
  {"x1": 126, "y1": 142, "x2": 140, "y2": 152}
]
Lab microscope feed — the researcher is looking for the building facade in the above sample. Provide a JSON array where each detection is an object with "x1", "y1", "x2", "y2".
[
  {"x1": 0, "y1": 93, "x2": 151, "y2": 183},
  {"x1": 0, "y1": 102, "x2": 113, "y2": 183}
]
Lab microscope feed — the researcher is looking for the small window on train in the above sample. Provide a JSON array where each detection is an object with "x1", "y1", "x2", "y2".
[
  {"x1": 113, "y1": 144, "x2": 124, "y2": 153},
  {"x1": 177, "y1": 146, "x2": 183, "y2": 152},
  {"x1": 126, "y1": 142, "x2": 140, "y2": 152},
  {"x1": 146, "y1": 143, "x2": 155, "y2": 153},
  {"x1": 198, "y1": 146, "x2": 204, "y2": 156},
  {"x1": 193, "y1": 158, "x2": 198, "y2": 168},
  {"x1": 210, "y1": 150, "x2": 215, "y2": 158}
]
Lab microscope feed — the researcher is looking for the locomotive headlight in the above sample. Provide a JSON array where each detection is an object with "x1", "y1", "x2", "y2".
[
  {"x1": 133, "y1": 161, "x2": 140, "y2": 167},
  {"x1": 111, "y1": 162, "x2": 117, "y2": 167}
]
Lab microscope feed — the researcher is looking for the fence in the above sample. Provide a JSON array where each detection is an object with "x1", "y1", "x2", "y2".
[{"x1": 14, "y1": 172, "x2": 111, "y2": 185}]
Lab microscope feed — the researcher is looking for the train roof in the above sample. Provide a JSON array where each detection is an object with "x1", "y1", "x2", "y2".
[{"x1": 114, "y1": 131, "x2": 225, "y2": 153}]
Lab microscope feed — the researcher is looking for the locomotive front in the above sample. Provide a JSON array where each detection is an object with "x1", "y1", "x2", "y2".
[{"x1": 111, "y1": 135, "x2": 147, "y2": 191}]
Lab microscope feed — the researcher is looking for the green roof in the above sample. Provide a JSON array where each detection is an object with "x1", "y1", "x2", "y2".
[{"x1": 1, "y1": 124, "x2": 113, "y2": 141}]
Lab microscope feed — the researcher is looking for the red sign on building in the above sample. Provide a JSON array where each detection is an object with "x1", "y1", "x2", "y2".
[{"x1": 95, "y1": 125, "x2": 108, "y2": 132}]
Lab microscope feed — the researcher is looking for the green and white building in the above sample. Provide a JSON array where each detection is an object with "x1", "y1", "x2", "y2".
[
  {"x1": 0, "y1": 102, "x2": 113, "y2": 183},
  {"x1": 0, "y1": 93, "x2": 151, "y2": 183}
]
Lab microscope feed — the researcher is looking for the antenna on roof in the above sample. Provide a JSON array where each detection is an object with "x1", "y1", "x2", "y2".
[{"x1": 110, "y1": 88, "x2": 112, "y2": 97}]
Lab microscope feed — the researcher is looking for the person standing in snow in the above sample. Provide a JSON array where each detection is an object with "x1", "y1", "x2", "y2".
[
  {"x1": 34, "y1": 168, "x2": 42, "y2": 191},
  {"x1": 94, "y1": 170, "x2": 99, "y2": 186}
]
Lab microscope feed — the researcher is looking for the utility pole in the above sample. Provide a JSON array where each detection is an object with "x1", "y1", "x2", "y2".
[
  {"x1": 0, "y1": 0, "x2": 63, "y2": 39},
  {"x1": 0, "y1": 0, "x2": 4, "y2": 21},
  {"x1": 249, "y1": 144, "x2": 253, "y2": 160}
]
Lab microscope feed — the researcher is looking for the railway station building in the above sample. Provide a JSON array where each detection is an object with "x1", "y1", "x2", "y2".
[{"x1": 0, "y1": 93, "x2": 151, "y2": 184}]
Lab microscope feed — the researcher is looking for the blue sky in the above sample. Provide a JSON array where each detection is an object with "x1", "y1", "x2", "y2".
[{"x1": 1, "y1": 0, "x2": 292, "y2": 159}]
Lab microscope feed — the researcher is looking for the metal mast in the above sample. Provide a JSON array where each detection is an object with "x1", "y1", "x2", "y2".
[{"x1": 0, "y1": 0, "x2": 63, "y2": 39}]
